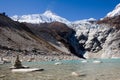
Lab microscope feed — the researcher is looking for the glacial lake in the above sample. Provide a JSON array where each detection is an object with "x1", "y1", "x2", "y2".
[{"x1": 0, "y1": 59, "x2": 120, "y2": 80}]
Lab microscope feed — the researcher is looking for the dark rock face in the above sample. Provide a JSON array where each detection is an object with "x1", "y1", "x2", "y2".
[
  {"x1": 97, "y1": 15, "x2": 120, "y2": 29},
  {"x1": 25, "y1": 22, "x2": 86, "y2": 59}
]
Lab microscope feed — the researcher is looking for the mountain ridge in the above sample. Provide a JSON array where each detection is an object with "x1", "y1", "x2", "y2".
[
  {"x1": 11, "y1": 10, "x2": 70, "y2": 24},
  {"x1": 106, "y1": 3, "x2": 120, "y2": 17},
  {"x1": 0, "y1": 3, "x2": 120, "y2": 59}
]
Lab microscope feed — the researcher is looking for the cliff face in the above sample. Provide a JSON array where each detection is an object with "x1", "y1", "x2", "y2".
[
  {"x1": 101, "y1": 28, "x2": 120, "y2": 58},
  {"x1": 25, "y1": 22, "x2": 86, "y2": 59},
  {"x1": 96, "y1": 15, "x2": 120, "y2": 58},
  {"x1": 73, "y1": 16, "x2": 120, "y2": 58},
  {"x1": 85, "y1": 26, "x2": 120, "y2": 58}
]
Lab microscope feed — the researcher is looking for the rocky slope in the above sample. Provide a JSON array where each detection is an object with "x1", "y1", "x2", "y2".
[
  {"x1": 24, "y1": 22, "x2": 86, "y2": 59},
  {"x1": 0, "y1": 13, "x2": 63, "y2": 55},
  {"x1": 72, "y1": 3, "x2": 120, "y2": 58},
  {"x1": 0, "y1": 13, "x2": 86, "y2": 59},
  {"x1": 73, "y1": 19, "x2": 120, "y2": 58}
]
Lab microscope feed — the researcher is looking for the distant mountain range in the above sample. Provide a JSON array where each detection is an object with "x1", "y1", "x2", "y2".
[
  {"x1": 0, "y1": 3, "x2": 119, "y2": 59},
  {"x1": 11, "y1": 3, "x2": 120, "y2": 24},
  {"x1": 11, "y1": 10, "x2": 70, "y2": 24}
]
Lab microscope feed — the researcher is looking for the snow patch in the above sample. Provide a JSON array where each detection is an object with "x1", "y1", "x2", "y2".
[
  {"x1": 11, "y1": 10, "x2": 70, "y2": 24},
  {"x1": 106, "y1": 3, "x2": 120, "y2": 17}
]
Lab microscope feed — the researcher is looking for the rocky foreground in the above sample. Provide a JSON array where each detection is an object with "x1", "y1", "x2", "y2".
[{"x1": 0, "y1": 50, "x2": 81, "y2": 63}]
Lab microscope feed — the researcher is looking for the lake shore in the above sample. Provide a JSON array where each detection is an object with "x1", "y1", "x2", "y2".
[
  {"x1": 1, "y1": 54, "x2": 82, "y2": 63},
  {"x1": 0, "y1": 49, "x2": 83, "y2": 63}
]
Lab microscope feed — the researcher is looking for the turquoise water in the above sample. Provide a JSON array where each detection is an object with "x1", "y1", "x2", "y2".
[{"x1": 0, "y1": 59, "x2": 120, "y2": 80}]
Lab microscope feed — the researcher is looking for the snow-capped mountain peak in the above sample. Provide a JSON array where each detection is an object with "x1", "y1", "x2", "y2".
[
  {"x1": 11, "y1": 10, "x2": 70, "y2": 24},
  {"x1": 106, "y1": 3, "x2": 120, "y2": 17},
  {"x1": 43, "y1": 10, "x2": 56, "y2": 16},
  {"x1": 43, "y1": 10, "x2": 70, "y2": 24},
  {"x1": 115, "y1": 3, "x2": 120, "y2": 9}
]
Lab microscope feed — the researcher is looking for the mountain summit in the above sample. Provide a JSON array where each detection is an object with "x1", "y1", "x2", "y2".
[
  {"x1": 11, "y1": 10, "x2": 70, "y2": 24},
  {"x1": 106, "y1": 3, "x2": 120, "y2": 17},
  {"x1": 43, "y1": 10, "x2": 56, "y2": 17}
]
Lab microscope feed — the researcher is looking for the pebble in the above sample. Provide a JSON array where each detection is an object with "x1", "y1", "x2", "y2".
[
  {"x1": 81, "y1": 60, "x2": 88, "y2": 63},
  {"x1": 71, "y1": 72, "x2": 86, "y2": 77},
  {"x1": 71, "y1": 72, "x2": 80, "y2": 77},
  {"x1": 54, "y1": 62, "x2": 63, "y2": 65},
  {"x1": 93, "y1": 60, "x2": 102, "y2": 64},
  {"x1": 0, "y1": 75, "x2": 5, "y2": 78},
  {"x1": 0, "y1": 61, "x2": 4, "y2": 64}
]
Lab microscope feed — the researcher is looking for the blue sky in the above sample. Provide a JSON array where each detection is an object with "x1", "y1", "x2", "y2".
[{"x1": 0, "y1": 0, "x2": 119, "y2": 21}]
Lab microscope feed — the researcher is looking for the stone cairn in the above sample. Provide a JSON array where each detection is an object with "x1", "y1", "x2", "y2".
[{"x1": 14, "y1": 55, "x2": 24, "y2": 69}]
